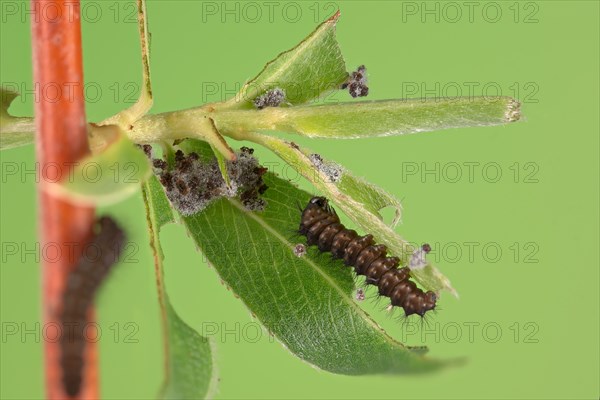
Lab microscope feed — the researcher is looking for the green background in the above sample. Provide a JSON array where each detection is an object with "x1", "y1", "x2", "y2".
[{"x1": 1, "y1": 1, "x2": 599, "y2": 399}]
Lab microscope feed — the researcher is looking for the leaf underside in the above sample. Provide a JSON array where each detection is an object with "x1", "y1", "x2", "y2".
[
  {"x1": 214, "y1": 97, "x2": 520, "y2": 140},
  {"x1": 272, "y1": 97, "x2": 521, "y2": 138}
]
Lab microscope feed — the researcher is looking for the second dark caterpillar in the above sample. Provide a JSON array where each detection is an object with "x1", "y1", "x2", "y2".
[
  {"x1": 61, "y1": 216, "x2": 125, "y2": 397},
  {"x1": 299, "y1": 197, "x2": 437, "y2": 317}
]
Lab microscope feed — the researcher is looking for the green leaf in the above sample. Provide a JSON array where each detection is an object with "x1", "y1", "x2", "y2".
[
  {"x1": 161, "y1": 301, "x2": 217, "y2": 400},
  {"x1": 0, "y1": 87, "x2": 34, "y2": 150},
  {"x1": 337, "y1": 172, "x2": 402, "y2": 227},
  {"x1": 215, "y1": 97, "x2": 521, "y2": 139},
  {"x1": 175, "y1": 138, "x2": 216, "y2": 161},
  {"x1": 181, "y1": 173, "x2": 448, "y2": 375},
  {"x1": 144, "y1": 174, "x2": 175, "y2": 227},
  {"x1": 49, "y1": 125, "x2": 151, "y2": 205},
  {"x1": 238, "y1": 132, "x2": 456, "y2": 296},
  {"x1": 221, "y1": 11, "x2": 348, "y2": 109},
  {"x1": 142, "y1": 176, "x2": 218, "y2": 399},
  {"x1": 210, "y1": 143, "x2": 232, "y2": 187}
]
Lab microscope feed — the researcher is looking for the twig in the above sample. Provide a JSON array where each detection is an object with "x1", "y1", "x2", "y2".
[{"x1": 31, "y1": 1, "x2": 96, "y2": 398}]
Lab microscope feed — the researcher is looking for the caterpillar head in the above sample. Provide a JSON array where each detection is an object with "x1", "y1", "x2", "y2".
[
  {"x1": 307, "y1": 196, "x2": 335, "y2": 214},
  {"x1": 299, "y1": 196, "x2": 338, "y2": 235}
]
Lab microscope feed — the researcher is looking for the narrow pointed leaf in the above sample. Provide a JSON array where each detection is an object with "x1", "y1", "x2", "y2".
[
  {"x1": 179, "y1": 173, "x2": 447, "y2": 374},
  {"x1": 221, "y1": 11, "x2": 348, "y2": 109},
  {"x1": 143, "y1": 176, "x2": 217, "y2": 399},
  {"x1": 0, "y1": 87, "x2": 34, "y2": 150},
  {"x1": 215, "y1": 97, "x2": 521, "y2": 138}
]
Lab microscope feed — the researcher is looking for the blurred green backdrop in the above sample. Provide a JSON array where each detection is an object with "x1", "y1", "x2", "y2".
[{"x1": 1, "y1": 1, "x2": 598, "y2": 399}]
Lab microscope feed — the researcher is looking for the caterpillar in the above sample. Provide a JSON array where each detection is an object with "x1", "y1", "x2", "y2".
[
  {"x1": 299, "y1": 197, "x2": 437, "y2": 317},
  {"x1": 60, "y1": 216, "x2": 125, "y2": 397}
]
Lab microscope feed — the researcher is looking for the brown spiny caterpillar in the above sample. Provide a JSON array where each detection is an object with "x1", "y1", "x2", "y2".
[
  {"x1": 60, "y1": 216, "x2": 125, "y2": 397},
  {"x1": 299, "y1": 197, "x2": 437, "y2": 317}
]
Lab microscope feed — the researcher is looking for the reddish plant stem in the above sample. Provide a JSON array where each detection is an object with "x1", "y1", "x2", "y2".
[{"x1": 30, "y1": 1, "x2": 97, "y2": 398}]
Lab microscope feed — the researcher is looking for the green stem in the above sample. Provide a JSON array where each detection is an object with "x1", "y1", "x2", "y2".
[{"x1": 127, "y1": 106, "x2": 236, "y2": 161}]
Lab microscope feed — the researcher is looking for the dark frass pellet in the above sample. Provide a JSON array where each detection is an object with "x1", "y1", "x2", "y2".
[
  {"x1": 152, "y1": 147, "x2": 269, "y2": 216},
  {"x1": 293, "y1": 243, "x2": 307, "y2": 257},
  {"x1": 342, "y1": 65, "x2": 369, "y2": 98}
]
